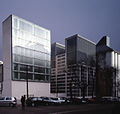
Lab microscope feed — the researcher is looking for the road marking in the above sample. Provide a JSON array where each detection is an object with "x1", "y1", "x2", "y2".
[{"x1": 50, "y1": 109, "x2": 81, "y2": 114}]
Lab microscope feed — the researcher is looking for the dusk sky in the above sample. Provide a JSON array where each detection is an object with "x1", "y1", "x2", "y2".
[{"x1": 0, "y1": 0, "x2": 120, "y2": 60}]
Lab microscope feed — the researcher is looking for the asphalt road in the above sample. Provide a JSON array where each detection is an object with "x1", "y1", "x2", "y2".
[{"x1": 0, "y1": 104, "x2": 120, "y2": 114}]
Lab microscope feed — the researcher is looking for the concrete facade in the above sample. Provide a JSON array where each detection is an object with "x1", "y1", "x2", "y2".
[
  {"x1": 2, "y1": 15, "x2": 51, "y2": 99},
  {"x1": 51, "y1": 34, "x2": 96, "y2": 98}
]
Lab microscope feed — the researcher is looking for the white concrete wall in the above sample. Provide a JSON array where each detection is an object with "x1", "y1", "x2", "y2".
[
  {"x1": 115, "y1": 52, "x2": 118, "y2": 68},
  {"x1": 12, "y1": 81, "x2": 50, "y2": 100},
  {"x1": 117, "y1": 54, "x2": 120, "y2": 97},
  {"x1": 118, "y1": 54, "x2": 120, "y2": 69},
  {"x1": 111, "y1": 51, "x2": 115, "y2": 67},
  {"x1": 2, "y1": 16, "x2": 12, "y2": 96}
]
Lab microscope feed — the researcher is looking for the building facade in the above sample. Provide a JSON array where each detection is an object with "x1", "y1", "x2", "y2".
[
  {"x1": 2, "y1": 15, "x2": 51, "y2": 99},
  {"x1": 51, "y1": 43, "x2": 66, "y2": 97},
  {"x1": 51, "y1": 34, "x2": 96, "y2": 98},
  {"x1": 96, "y1": 36, "x2": 120, "y2": 97},
  {"x1": 66, "y1": 34, "x2": 96, "y2": 98}
]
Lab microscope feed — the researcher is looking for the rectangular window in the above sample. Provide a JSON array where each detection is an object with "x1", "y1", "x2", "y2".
[
  {"x1": 19, "y1": 20, "x2": 33, "y2": 33},
  {"x1": 34, "y1": 66, "x2": 45, "y2": 73},
  {"x1": 34, "y1": 59, "x2": 45, "y2": 66},
  {"x1": 20, "y1": 72, "x2": 26, "y2": 80},
  {"x1": 13, "y1": 72, "x2": 18, "y2": 79},
  {"x1": 34, "y1": 26, "x2": 46, "y2": 38},
  {"x1": 20, "y1": 64, "x2": 26, "y2": 71},
  {"x1": 12, "y1": 16, "x2": 50, "y2": 83},
  {"x1": 13, "y1": 63, "x2": 18, "y2": 71},
  {"x1": 28, "y1": 73, "x2": 33, "y2": 80},
  {"x1": 46, "y1": 68, "x2": 50, "y2": 74},
  {"x1": 28, "y1": 66, "x2": 33, "y2": 72},
  {"x1": 34, "y1": 74, "x2": 45, "y2": 81},
  {"x1": 46, "y1": 75, "x2": 49, "y2": 81}
]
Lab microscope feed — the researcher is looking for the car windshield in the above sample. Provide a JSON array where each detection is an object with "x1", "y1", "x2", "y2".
[
  {"x1": 60, "y1": 97, "x2": 65, "y2": 100},
  {"x1": 6, "y1": 97, "x2": 12, "y2": 100},
  {"x1": 51, "y1": 98, "x2": 58, "y2": 100},
  {"x1": 0, "y1": 97, "x2": 4, "y2": 100},
  {"x1": 32, "y1": 97, "x2": 37, "y2": 100},
  {"x1": 38, "y1": 98, "x2": 42, "y2": 100}
]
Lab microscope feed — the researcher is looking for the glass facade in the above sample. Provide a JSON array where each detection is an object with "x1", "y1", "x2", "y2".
[
  {"x1": 66, "y1": 35, "x2": 96, "y2": 66},
  {"x1": 76, "y1": 36, "x2": 96, "y2": 67},
  {"x1": 12, "y1": 15, "x2": 51, "y2": 82},
  {"x1": 66, "y1": 35, "x2": 96, "y2": 97},
  {"x1": 66, "y1": 37, "x2": 76, "y2": 65},
  {"x1": 51, "y1": 43, "x2": 65, "y2": 68}
]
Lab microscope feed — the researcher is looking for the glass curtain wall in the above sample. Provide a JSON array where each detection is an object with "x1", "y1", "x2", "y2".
[{"x1": 12, "y1": 15, "x2": 51, "y2": 82}]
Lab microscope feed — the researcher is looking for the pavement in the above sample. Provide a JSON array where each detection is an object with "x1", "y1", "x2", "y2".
[{"x1": 0, "y1": 103, "x2": 120, "y2": 114}]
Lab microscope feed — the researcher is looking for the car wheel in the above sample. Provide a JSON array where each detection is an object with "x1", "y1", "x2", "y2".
[
  {"x1": 32, "y1": 103, "x2": 35, "y2": 107},
  {"x1": 46, "y1": 102, "x2": 49, "y2": 106},
  {"x1": 9, "y1": 103, "x2": 13, "y2": 107}
]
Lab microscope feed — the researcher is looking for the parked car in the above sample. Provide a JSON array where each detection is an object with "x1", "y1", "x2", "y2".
[
  {"x1": 80, "y1": 98, "x2": 89, "y2": 104},
  {"x1": 40, "y1": 97, "x2": 52, "y2": 105},
  {"x1": 68, "y1": 98, "x2": 82, "y2": 105},
  {"x1": 50, "y1": 97, "x2": 62, "y2": 105},
  {"x1": 0, "y1": 96, "x2": 17, "y2": 107},
  {"x1": 102, "y1": 97, "x2": 119, "y2": 103},
  {"x1": 89, "y1": 97, "x2": 104, "y2": 103},
  {"x1": 40, "y1": 97, "x2": 60, "y2": 105},
  {"x1": 26, "y1": 97, "x2": 43, "y2": 107},
  {"x1": 56, "y1": 97, "x2": 70, "y2": 104},
  {"x1": 40, "y1": 97, "x2": 67, "y2": 105}
]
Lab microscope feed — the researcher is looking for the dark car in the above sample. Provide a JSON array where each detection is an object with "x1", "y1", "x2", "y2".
[
  {"x1": 102, "y1": 97, "x2": 119, "y2": 103},
  {"x1": 26, "y1": 97, "x2": 43, "y2": 107},
  {"x1": 41, "y1": 97, "x2": 58, "y2": 105},
  {"x1": 68, "y1": 98, "x2": 82, "y2": 105},
  {"x1": 89, "y1": 97, "x2": 104, "y2": 103},
  {"x1": 80, "y1": 98, "x2": 89, "y2": 104},
  {"x1": 41, "y1": 97, "x2": 64, "y2": 105}
]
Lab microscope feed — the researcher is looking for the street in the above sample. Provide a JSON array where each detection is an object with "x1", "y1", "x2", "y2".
[{"x1": 0, "y1": 104, "x2": 120, "y2": 114}]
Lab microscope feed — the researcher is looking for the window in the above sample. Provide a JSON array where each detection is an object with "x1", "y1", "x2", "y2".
[
  {"x1": 34, "y1": 26, "x2": 46, "y2": 38},
  {"x1": 46, "y1": 68, "x2": 50, "y2": 74},
  {"x1": 28, "y1": 66, "x2": 33, "y2": 72},
  {"x1": 20, "y1": 72, "x2": 26, "y2": 79},
  {"x1": 34, "y1": 74, "x2": 45, "y2": 81},
  {"x1": 13, "y1": 72, "x2": 18, "y2": 79},
  {"x1": 0, "y1": 97, "x2": 4, "y2": 100},
  {"x1": 6, "y1": 97, "x2": 12, "y2": 100},
  {"x1": 28, "y1": 73, "x2": 33, "y2": 80},
  {"x1": 13, "y1": 18, "x2": 18, "y2": 28},
  {"x1": 46, "y1": 75, "x2": 49, "y2": 81},
  {"x1": 11, "y1": 16, "x2": 50, "y2": 83},
  {"x1": 13, "y1": 63, "x2": 18, "y2": 70},
  {"x1": 20, "y1": 64, "x2": 26, "y2": 71},
  {"x1": 19, "y1": 20, "x2": 33, "y2": 33}
]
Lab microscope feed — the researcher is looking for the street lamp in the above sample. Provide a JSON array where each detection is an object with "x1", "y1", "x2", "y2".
[{"x1": 26, "y1": 65, "x2": 29, "y2": 99}]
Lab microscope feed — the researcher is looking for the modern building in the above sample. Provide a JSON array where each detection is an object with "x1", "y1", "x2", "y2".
[
  {"x1": 2, "y1": 15, "x2": 51, "y2": 99},
  {"x1": 66, "y1": 34, "x2": 96, "y2": 98},
  {"x1": 51, "y1": 34, "x2": 96, "y2": 98},
  {"x1": 51, "y1": 43, "x2": 66, "y2": 97},
  {"x1": 96, "y1": 36, "x2": 120, "y2": 97}
]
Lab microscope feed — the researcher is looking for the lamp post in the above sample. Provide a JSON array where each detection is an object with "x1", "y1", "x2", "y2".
[{"x1": 26, "y1": 65, "x2": 29, "y2": 99}]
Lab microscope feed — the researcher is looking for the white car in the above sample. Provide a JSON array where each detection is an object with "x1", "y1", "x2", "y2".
[{"x1": 0, "y1": 96, "x2": 17, "y2": 107}]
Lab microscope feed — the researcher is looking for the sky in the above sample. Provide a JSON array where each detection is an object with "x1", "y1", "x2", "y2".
[{"x1": 0, "y1": 0, "x2": 120, "y2": 60}]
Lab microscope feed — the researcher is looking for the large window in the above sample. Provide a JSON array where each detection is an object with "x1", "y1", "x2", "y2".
[
  {"x1": 12, "y1": 15, "x2": 51, "y2": 82},
  {"x1": 34, "y1": 74, "x2": 45, "y2": 81}
]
